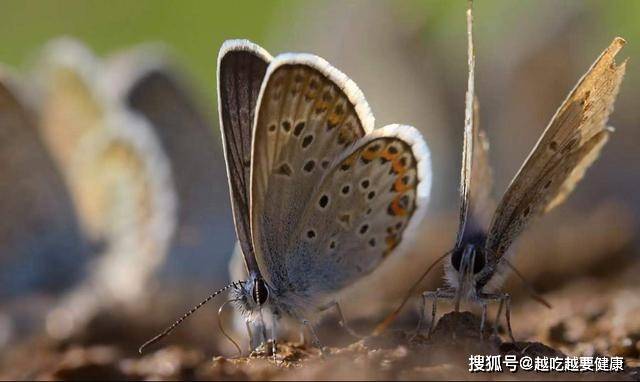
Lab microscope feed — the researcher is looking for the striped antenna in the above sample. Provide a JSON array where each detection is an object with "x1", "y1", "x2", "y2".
[{"x1": 138, "y1": 281, "x2": 244, "y2": 354}]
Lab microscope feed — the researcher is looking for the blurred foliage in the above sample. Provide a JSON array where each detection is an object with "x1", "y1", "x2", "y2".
[
  {"x1": 1, "y1": 0, "x2": 638, "y2": 117},
  {"x1": 0, "y1": 0, "x2": 294, "y2": 104}
]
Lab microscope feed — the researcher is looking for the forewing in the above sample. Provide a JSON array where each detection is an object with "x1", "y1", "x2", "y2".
[
  {"x1": 217, "y1": 40, "x2": 271, "y2": 271},
  {"x1": 487, "y1": 38, "x2": 626, "y2": 257},
  {"x1": 250, "y1": 53, "x2": 375, "y2": 287},
  {"x1": 456, "y1": 6, "x2": 494, "y2": 247},
  {"x1": 458, "y1": 98, "x2": 494, "y2": 246}
]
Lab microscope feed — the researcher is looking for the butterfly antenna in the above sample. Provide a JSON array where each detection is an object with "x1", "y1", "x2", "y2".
[
  {"x1": 372, "y1": 250, "x2": 452, "y2": 335},
  {"x1": 138, "y1": 281, "x2": 244, "y2": 354},
  {"x1": 218, "y1": 299, "x2": 242, "y2": 357},
  {"x1": 503, "y1": 258, "x2": 552, "y2": 309}
]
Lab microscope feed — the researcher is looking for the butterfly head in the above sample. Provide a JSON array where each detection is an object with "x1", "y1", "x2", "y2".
[
  {"x1": 447, "y1": 243, "x2": 493, "y2": 301},
  {"x1": 451, "y1": 244, "x2": 485, "y2": 275}
]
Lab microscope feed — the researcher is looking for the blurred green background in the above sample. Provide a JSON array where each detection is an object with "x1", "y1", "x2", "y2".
[{"x1": 1, "y1": 0, "x2": 638, "y2": 106}]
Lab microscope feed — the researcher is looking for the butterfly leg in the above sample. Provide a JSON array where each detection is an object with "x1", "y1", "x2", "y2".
[
  {"x1": 480, "y1": 301, "x2": 488, "y2": 340},
  {"x1": 270, "y1": 311, "x2": 279, "y2": 362},
  {"x1": 477, "y1": 292, "x2": 516, "y2": 343},
  {"x1": 503, "y1": 293, "x2": 515, "y2": 343},
  {"x1": 410, "y1": 293, "x2": 429, "y2": 341},
  {"x1": 414, "y1": 287, "x2": 456, "y2": 340},
  {"x1": 258, "y1": 309, "x2": 268, "y2": 348},
  {"x1": 493, "y1": 297, "x2": 505, "y2": 338},
  {"x1": 301, "y1": 319, "x2": 325, "y2": 355},
  {"x1": 245, "y1": 320, "x2": 254, "y2": 354},
  {"x1": 321, "y1": 301, "x2": 363, "y2": 339},
  {"x1": 424, "y1": 290, "x2": 438, "y2": 339}
]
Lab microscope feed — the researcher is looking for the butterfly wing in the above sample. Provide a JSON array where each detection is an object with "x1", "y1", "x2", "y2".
[
  {"x1": 457, "y1": 99, "x2": 494, "y2": 246},
  {"x1": 486, "y1": 37, "x2": 626, "y2": 257},
  {"x1": 250, "y1": 54, "x2": 430, "y2": 297},
  {"x1": 217, "y1": 40, "x2": 272, "y2": 273},
  {"x1": 456, "y1": 7, "x2": 494, "y2": 246},
  {"x1": 288, "y1": 124, "x2": 430, "y2": 295},
  {"x1": 38, "y1": 38, "x2": 177, "y2": 310},
  {"x1": 249, "y1": 54, "x2": 373, "y2": 288},
  {"x1": 0, "y1": 69, "x2": 87, "y2": 299},
  {"x1": 109, "y1": 46, "x2": 230, "y2": 278}
]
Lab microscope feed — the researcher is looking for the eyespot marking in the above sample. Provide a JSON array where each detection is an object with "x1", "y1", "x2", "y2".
[
  {"x1": 282, "y1": 121, "x2": 291, "y2": 132},
  {"x1": 302, "y1": 135, "x2": 314, "y2": 149},
  {"x1": 303, "y1": 160, "x2": 315, "y2": 173},
  {"x1": 294, "y1": 122, "x2": 305, "y2": 136},
  {"x1": 341, "y1": 184, "x2": 351, "y2": 195},
  {"x1": 276, "y1": 163, "x2": 293, "y2": 177},
  {"x1": 319, "y1": 194, "x2": 329, "y2": 209},
  {"x1": 338, "y1": 213, "x2": 351, "y2": 228}
]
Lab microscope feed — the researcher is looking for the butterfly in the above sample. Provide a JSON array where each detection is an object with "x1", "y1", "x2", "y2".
[
  {"x1": 375, "y1": 5, "x2": 627, "y2": 340},
  {"x1": 0, "y1": 67, "x2": 87, "y2": 306},
  {"x1": 35, "y1": 38, "x2": 178, "y2": 339},
  {"x1": 108, "y1": 44, "x2": 232, "y2": 285},
  {"x1": 139, "y1": 39, "x2": 432, "y2": 354}
]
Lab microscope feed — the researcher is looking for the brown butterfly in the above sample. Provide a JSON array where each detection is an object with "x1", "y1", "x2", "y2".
[{"x1": 375, "y1": 4, "x2": 627, "y2": 340}]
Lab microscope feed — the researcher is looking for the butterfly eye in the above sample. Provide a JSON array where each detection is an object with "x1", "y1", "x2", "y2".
[
  {"x1": 252, "y1": 279, "x2": 269, "y2": 305},
  {"x1": 451, "y1": 248, "x2": 463, "y2": 271},
  {"x1": 472, "y1": 251, "x2": 486, "y2": 274}
]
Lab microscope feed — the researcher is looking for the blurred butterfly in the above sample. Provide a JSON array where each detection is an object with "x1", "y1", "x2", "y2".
[
  {"x1": 35, "y1": 38, "x2": 178, "y2": 339},
  {"x1": 375, "y1": 5, "x2": 627, "y2": 340},
  {"x1": 108, "y1": 44, "x2": 233, "y2": 287},
  {"x1": 0, "y1": 67, "x2": 88, "y2": 347},
  {"x1": 140, "y1": 39, "x2": 432, "y2": 354}
]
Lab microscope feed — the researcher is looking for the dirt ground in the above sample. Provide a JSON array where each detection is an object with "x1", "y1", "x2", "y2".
[{"x1": 2, "y1": 260, "x2": 639, "y2": 381}]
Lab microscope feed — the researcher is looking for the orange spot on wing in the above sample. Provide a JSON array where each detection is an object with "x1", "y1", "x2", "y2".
[
  {"x1": 343, "y1": 153, "x2": 357, "y2": 166},
  {"x1": 393, "y1": 176, "x2": 410, "y2": 192},
  {"x1": 392, "y1": 158, "x2": 407, "y2": 174},
  {"x1": 384, "y1": 234, "x2": 399, "y2": 257},
  {"x1": 361, "y1": 148, "x2": 379, "y2": 161},
  {"x1": 390, "y1": 194, "x2": 408, "y2": 216},
  {"x1": 380, "y1": 149, "x2": 399, "y2": 161},
  {"x1": 328, "y1": 113, "x2": 343, "y2": 127}
]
